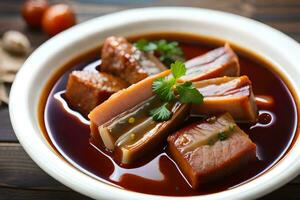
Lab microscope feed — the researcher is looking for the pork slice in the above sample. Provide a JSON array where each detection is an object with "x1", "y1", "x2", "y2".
[
  {"x1": 181, "y1": 43, "x2": 240, "y2": 82},
  {"x1": 101, "y1": 36, "x2": 166, "y2": 84},
  {"x1": 88, "y1": 70, "x2": 171, "y2": 127},
  {"x1": 193, "y1": 76, "x2": 258, "y2": 123},
  {"x1": 94, "y1": 94, "x2": 189, "y2": 165},
  {"x1": 65, "y1": 70, "x2": 128, "y2": 116},
  {"x1": 170, "y1": 113, "x2": 236, "y2": 154},
  {"x1": 168, "y1": 113, "x2": 256, "y2": 189},
  {"x1": 113, "y1": 101, "x2": 190, "y2": 165}
]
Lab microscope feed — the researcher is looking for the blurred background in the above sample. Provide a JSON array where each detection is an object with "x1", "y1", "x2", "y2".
[
  {"x1": 0, "y1": 0, "x2": 299, "y2": 200},
  {"x1": 1, "y1": 0, "x2": 300, "y2": 48}
]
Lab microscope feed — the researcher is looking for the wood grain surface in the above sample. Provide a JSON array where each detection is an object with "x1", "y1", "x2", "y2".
[{"x1": 0, "y1": 0, "x2": 299, "y2": 199}]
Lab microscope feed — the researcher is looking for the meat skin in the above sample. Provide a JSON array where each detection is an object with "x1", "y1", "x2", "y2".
[{"x1": 168, "y1": 113, "x2": 256, "y2": 188}]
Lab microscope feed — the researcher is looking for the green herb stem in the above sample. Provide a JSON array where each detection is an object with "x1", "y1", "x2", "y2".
[{"x1": 150, "y1": 61, "x2": 203, "y2": 122}]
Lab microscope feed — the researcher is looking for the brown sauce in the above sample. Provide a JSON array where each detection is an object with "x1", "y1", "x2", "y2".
[{"x1": 39, "y1": 33, "x2": 298, "y2": 196}]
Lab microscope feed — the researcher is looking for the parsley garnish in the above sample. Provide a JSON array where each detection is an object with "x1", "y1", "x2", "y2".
[
  {"x1": 177, "y1": 82, "x2": 203, "y2": 104},
  {"x1": 171, "y1": 61, "x2": 186, "y2": 79},
  {"x1": 152, "y1": 77, "x2": 176, "y2": 102},
  {"x1": 135, "y1": 39, "x2": 184, "y2": 66},
  {"x1": 217, "y1": 124, "x2": 236, "y2": 142},
  {"x1": 149, "y1": 61, "x2": 203, "y2": 121},
  {"x1": 218, "y1": 132, "x2": 228, "y2": 141},
  {"x1": 135, "y1": 39, "x2": 157, "y2": 52},
  {"x1": 149, "y1": 103, "x2": 172, "y2": 121}
]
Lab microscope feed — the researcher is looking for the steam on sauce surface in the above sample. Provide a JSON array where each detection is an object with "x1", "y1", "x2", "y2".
[{"x1": 41, "y1": 33, "x2": 297, "y2": 196}]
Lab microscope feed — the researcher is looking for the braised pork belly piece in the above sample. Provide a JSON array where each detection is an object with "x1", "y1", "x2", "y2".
[
  {"x1": 65, "y1": 70, "x2": 128, "y2": 116},
  {"x1": 167, "y1": 113, "x2": 256, "y2": 188},
  {"x1": 193, "y1": 76, "x2": 258, "y2": 123},
  {"x1": 101, "y1": 36, "x2": 166, "y2": 84},
  {"x1": 89, "y1": 70, "x2": 171, "y2": 127},
  {"x1": 88, "y1": 70, "x2": 190, "y2": 164},
  {"x1": 181, "y1": 44, "x2": 240, "y2": 82},
  {"x1": 100, "y1": 96, "x2": 189, "y2": 164}
]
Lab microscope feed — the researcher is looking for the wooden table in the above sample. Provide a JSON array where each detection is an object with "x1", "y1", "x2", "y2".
[{"x1": 1, "y1": 0, "x2": 300, "y2": 199}]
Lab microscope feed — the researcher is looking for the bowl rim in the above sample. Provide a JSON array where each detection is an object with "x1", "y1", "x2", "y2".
[{"x1": 9, "y1": 7, "x2": 300, "y2": 200}]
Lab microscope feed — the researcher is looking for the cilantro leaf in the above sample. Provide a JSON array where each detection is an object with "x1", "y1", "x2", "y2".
[
  {"x1": 155, "y1": 40, "x2": 184, "y2": 65},
  {"x1": 176, "y1": 82, "x2": 203, "y2": 104},
  {"x1": 171, "y1": 61, "x2": 186, "y2": 79},
  {"x1": 135, "y1": 39, "x2": 157, "y2": 52},
  {"x1": 135, "y1": 39, "x2": 147, "y2": 50},
  {"x1": 150, "y1": 59, "x2": 204, "y2": 122},
  {"x1": 218, "y1": 132, "x2": 228, "y2": 141},
  {"x1": 135, "y1": 39, "x2": 184, "y2": 66},
  {"x1": 158, "y1": 55, "x2": 174, "y2": 66},
  {"x1": 152, "y1": 77, "x2": 176, "y2": 102},
  {"x1": 149, "y1": 103, "x2": 172, "y2": 121},
  {"x1": 156, "y1": 40, "x2": 183, "y2": 57}
]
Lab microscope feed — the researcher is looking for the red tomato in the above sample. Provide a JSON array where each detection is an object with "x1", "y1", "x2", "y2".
[
  {"x1": 42, "y1": 4, "x2": 76, "y2": 36},
  {"x1": 22, "y1": 0, "x2": 49, "y2": 27}
]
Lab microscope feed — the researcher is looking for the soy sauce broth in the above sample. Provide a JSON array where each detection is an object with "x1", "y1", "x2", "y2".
[{"x1": 39, "y1": 33, "x2": 298, "y2": 196}]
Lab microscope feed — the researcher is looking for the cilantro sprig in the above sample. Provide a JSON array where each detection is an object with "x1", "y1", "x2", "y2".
[
  {"x1": 177, "y1": 82, "x2": 203, "y2": 104},
  {"x1": 152, "y1": 77, "x2": 176, "y2": 102},
  {"x1": 135, "y1": 39, "x2": 184, "y2": 66},
  {"x1": 218, "y1": 132, "x2": 228, "y2": 141},
  {"x1": 149, "y1": 103, "x2": 172, "y2": 121},
  {"x1": 149, "y1": 61, "x2": 203, "y2": 121}
]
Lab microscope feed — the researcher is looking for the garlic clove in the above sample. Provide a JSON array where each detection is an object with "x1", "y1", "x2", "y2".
[
  {"x1": 2, "y1": 30, "x2": 31, "y2": 56},
  {"x1": 0, "y1": 42, "x2": 26, "y2": 74}
]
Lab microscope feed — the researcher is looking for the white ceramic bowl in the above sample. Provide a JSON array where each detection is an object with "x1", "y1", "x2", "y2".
[{"x1": 9, "y1": 7, "x2": 300, "y2": 200}]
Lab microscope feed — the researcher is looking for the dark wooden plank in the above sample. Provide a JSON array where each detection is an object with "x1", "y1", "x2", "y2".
[
  {"x1": 249, "y1": 0, "x2": 300, "y2": 7},
  {"x1": 243, "y1": 0, "x2": 300, "y2": 22},
  {"x1": 0, "y1": 107, "x2": 16, "y2": 142},
  {"x1": 266, "y1": 22, "x2": 300, "y2": 34},
  {"x1": 0, "y1": 143, "x2": 68, "y2": 190},
  {"x1": 292, "y1": 34, "x2": 300, "y2": 42},
  {"x1": 260, "y1": 185, "x2": 300, "y2": 200},
  {"x1": 0, "y1": 187, "x2": 90, "y2": 200},
  {"x1": 72, "y1": 0, "x2": 252, "y2": 18},
  {"x1": 290, "y1": 176, "x2": 300, "y2": 184}
]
